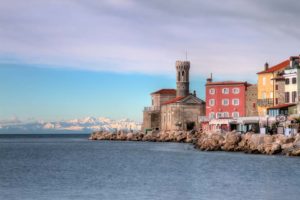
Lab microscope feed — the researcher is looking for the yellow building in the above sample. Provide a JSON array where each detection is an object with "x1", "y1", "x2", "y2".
[{"x1": 257, "y1": 60, "x2": 290, "y2": 116}]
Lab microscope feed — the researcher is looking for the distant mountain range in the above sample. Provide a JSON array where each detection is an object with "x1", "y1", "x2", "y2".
[{"x1": 0, "y1": 117, "x2": 141, "y2": 133}]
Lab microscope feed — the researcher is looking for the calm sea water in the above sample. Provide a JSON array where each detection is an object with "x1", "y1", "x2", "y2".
[{"x1": 0, "y1": 134, "x2": 299, "y2": 200}]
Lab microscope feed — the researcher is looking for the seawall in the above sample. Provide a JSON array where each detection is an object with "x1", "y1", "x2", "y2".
[{"x1": 89, "y1": 131, "x2": 300, "y2": 156}]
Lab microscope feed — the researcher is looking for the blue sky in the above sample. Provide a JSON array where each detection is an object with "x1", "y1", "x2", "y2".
[
  {"x1": 0, "y1": 62, "x2": 206, "y2": 122},
  {"x1": 1, "y1": 0, "x2": 300, "y2": 122}
]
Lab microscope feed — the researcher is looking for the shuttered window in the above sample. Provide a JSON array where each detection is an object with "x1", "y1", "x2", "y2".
[
  {"x1": 292, "y1": 91, "x2": 297, "y2": 103},
  {"x1": 285, "y1": 92, "x2": 290, "y2": 103}
]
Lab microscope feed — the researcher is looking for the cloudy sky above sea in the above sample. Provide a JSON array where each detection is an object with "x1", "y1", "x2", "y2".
[{"x1": 1, "y1": 0, "x2": 300, "y2": 122}]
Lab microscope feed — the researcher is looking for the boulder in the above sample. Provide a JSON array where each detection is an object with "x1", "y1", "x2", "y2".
[
  {"x1": 264, "y1": 143, "x2": 281, "y2": 155},
  {"x1": 195, "y1": 132, "x2": 224, "y2": 151},
  {"x1": 174, "y1": 131, "x2": 187, "y2": 142},
  {"x1": 222, "y1": 132, "x2": 241, "y2": 151}
]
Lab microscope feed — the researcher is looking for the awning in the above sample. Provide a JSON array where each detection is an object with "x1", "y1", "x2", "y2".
[
  {"x1": 267, "y1": 103, "x2": 296, "y2": 110},
  {"x1": 209, "y1": 119, "x2": 233, "y2": 125}
]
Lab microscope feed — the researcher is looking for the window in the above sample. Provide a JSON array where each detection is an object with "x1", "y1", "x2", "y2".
[
  {"x1": 262, "y1": 92, "x2": 266, "y2": 99},
  {"x1": 232, "y1": 88, "x2": 240, "y2": 94},
  {"x1": 262, "y1": 77, "x2": 266, "y2": 86},
  {"x1": 209, "y1": 88, "x2": 215, "y2": 95},
  {"x1": 232, "y1": 99, "x2": 239, "y2": 105},
  {"x1": 275, "y1": 98, "x2": 278, "y2": 105},
  {"x1": 209, "y1": 99, "x2": 215, "y2": 106},
  {"x1": 222, "y1": 88, "x2": 229, "y2": 94},
  {"x1": 292, "y1": 77, "x2": 297, "y2": 84},
  {"x1": 209, "y1": 112, "x2": 215, "y2": 119},
  {"x1": 270, "y1": 92, "x2": 273, "y2": 98},
  {"x1": 285, "y1": 92, "x2": 290, "y2": 103},
  {"x1": 275, "y1": 85, "x2": 279, "y2": 90},
  {"x1": 285, "y1": 78, "x2": 290, "y2": 85},
  {"x1": 292, "y1": 91, "x2": 297, "y2": 103},
  {"x1": 253, "y1": 103, "x2": 256, "y2": 108},
  {"x1": 232, "y1": 112, "x2": 239, "y2": 118},
  {"x1": 217, "y1": 113, "x2": 223, "y2": 119},
  {"x1": 178, "y1": 72, "x2": 180, "y2": 81},
  {"x1": 222, "y1": 99, "x2": 229, "y2": 106},
  {"x1": 223, "y1": 112, "x2": 229, "y2": 118}
]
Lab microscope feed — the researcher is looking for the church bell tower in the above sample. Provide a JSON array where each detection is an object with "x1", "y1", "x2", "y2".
[{"x1": 176, "y1": 60, "x2": 190, "y2": 97}]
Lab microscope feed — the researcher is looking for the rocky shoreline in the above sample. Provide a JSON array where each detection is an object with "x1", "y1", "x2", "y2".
[{"x1": 89, "y1": 131, "x2": 300, "y2": 156}]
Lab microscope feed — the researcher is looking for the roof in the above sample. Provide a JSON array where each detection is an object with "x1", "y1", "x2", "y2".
[
  {"x1": 151, "y1": 89, "x2": 176, "y2": 95},
  {"x1": 206, "y1": 81, "x2": 250, "y2": 86},
  {"x1": 267, "y1": 103, "x2": 296, "y2": 110},
  {"x1": 257, "y1": 60, "x2": 289, "y2": 74},
  {"x1": 162, "y1": 95, "x2": 205, "y2": 105},
  {"x1": 162, "y1": 96, "x2": 186, "y2": 105}
]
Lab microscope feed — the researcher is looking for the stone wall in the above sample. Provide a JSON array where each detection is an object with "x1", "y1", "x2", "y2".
[
  {"x1": 89, "y1": 131, "x2": 300, "y2": 156},
  {"x1": 142, "y1": 110, "x2": 161, "y2": 132},
  {"x1": 160, "y1": 103, "x2": 205, "y2": 131},
  {"x1": 246, "y1": 84, "x2": 258, "y2": 116},
  {"x1": 151, "y1": 93, "x2": 176, "y2": 107},
  {"x1": 275, "y1": 79, "x2": 285, "y2": 105}
]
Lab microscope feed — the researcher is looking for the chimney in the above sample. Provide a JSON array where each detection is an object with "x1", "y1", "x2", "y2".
[
  {"x1": 264, "y1": 62, "x2": 269, "y2": 71},
  {"x1": 206, "y1": 73, "x2": 213, "y2": 83},
  {"x1": 193, "y1": 90, "x2": 197, "y2": 97}
]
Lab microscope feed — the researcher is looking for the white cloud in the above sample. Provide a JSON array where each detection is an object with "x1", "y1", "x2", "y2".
[{"x1": 0, "y1": 0, "x2": 300, "y2": 79}]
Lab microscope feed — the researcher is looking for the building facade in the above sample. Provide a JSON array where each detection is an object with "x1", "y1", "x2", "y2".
[
  {"x1": 257, "y1": 60, "x2": 290, "y2": 116},
  {"x1": 267, "y1": 56, "x2": 300, "y2": 117},
  {"x1": 205, "y1": 78, "x2": 254, "y2": 119},
  {"x1": 246, "y1": 84, "x2": 258, "y2": 116},
  {"x1": 142, "y1": 89, "x2": 176, "y2": 131},
  {"x1": 142, "y1": 60, "x2": 206, "y2": 132}
]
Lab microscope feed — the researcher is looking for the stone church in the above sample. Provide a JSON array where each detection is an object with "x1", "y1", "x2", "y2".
[{"x1": 142, "y1": 60, "x2": 206, "y2": 132}]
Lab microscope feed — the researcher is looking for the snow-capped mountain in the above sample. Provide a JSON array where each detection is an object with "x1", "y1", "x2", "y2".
[{"x1": 0, "y1": 117, "x2": 142, "y2": 133}]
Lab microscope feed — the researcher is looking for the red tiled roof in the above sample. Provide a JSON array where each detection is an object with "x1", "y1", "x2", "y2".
[
  {"x1": 151, "y1": 89, "x2": 176, "y2": 95},
  {"x1": 162, "y1": 96, "x2": 186, "y2": 105},
  {"x1": 206, "y1": 81, "x2": 249, "y2": 86},
  {"x1": 257, "y1": 60, "x2": 289, "y2": 74},
  {"x1": 268, "y1": 103, "x2": 296, "y2": 109}
]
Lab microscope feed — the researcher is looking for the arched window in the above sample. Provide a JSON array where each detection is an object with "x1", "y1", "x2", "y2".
[
  {"x1": 182, "y1": 71, "x2": 184, "y2": 76},
  {"x1": 178, "y1": 72, "x2": 180, "y2": 81}
]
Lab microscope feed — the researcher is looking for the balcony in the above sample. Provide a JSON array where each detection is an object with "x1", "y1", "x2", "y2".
[
  {"x1": 144, "y1": 106, "x2": 160, "y2": 112},
  {"x1": 257, "y1": 98, "x2": 274, "y2": 107}
]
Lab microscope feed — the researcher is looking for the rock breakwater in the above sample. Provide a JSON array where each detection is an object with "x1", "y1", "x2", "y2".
[{"x1": 89, "y1": 131, "x2": 300, "y2": 156}]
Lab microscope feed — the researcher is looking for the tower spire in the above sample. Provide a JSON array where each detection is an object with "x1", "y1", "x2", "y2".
[{"x1": 176, "y1": 60, "x2": 190, "y2": 97}]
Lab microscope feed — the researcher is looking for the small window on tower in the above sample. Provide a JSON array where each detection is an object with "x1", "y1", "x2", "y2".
[
  {"x1": 182, "y1": 71, "x2": 184, "y2": 76},
  {"x1": 178, "y1": 72, "x2": 180, "y2": 81}
]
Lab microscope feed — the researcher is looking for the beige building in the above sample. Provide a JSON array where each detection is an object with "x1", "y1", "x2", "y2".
[
  {"x1": 142, "y1": 89, "x2": 176, "y2": 131},
  {"x1": 267, "y1": 56, "x2": 300, "y2": 117},
  {"x1": 142, "y1": 60, "x2": 206, "y2": 132},
  {"x1": 257, "y1": 60, "x2": 290, "y2": 116}
]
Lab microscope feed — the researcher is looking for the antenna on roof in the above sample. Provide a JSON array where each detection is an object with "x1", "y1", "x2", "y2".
[{"x1": 185, "y1": 50, "x2": 188, "y2": 61}]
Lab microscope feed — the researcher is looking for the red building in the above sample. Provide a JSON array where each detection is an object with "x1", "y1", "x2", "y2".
[{"x1": 205, "y1": 77, "x2": 252, "y2": 119}]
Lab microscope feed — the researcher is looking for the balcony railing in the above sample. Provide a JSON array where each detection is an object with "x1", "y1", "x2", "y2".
[
  {"x1": 144, "y1": 106, "x2": 160, "y2": 112},
  {"x1": 257, "y1": 98, "x2": 274, "y2": 107}
]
